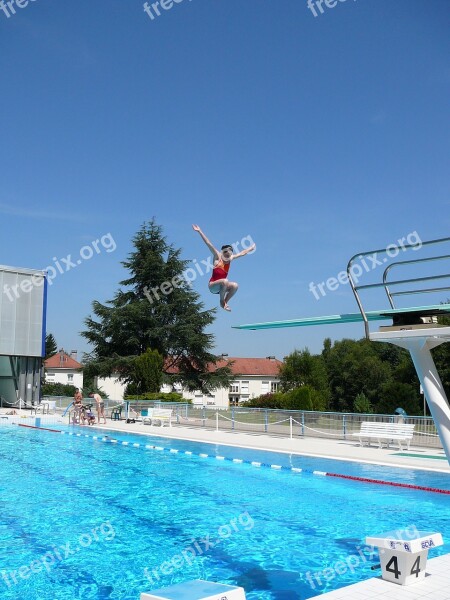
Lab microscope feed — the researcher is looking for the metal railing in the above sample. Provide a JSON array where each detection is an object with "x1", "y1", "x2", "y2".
[
  {"x1": 346, "y1": 236, "x2": 450, "y2": 338},
  {"x1": 170, "y1": 407, "x2": 442, "y2": 449},
  {"x1": 54, "y1": 399, "x2": 442, "y2": 449}
]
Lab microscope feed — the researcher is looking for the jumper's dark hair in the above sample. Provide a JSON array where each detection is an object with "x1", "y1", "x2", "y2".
[{"x1": 221, "y1": 245, "x2": 233, "y2": 251}]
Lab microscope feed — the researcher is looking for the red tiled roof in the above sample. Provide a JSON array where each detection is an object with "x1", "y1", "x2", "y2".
[
  {"x1": 164, "y1": 357, "x2": 281, "y2": 376},
  {"x1": 44, "y1": 350, "x2": 82, "y2": 370},
  {"x1": 214, "y1": 357, "x2": 282, "y2": 376}
]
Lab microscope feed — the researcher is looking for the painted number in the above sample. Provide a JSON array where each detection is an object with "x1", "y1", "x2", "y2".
[
  {"x1": 386, "y1": 555, "x2": 401, "y2": 579},
  {"x1": 410, "y1": 556, "x2": 421, "y2": 578}
]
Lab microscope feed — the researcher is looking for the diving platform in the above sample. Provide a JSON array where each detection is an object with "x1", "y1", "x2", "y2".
[
  {"x1": 233, "y1": 304, "x2": 450, "y2": 331},
  {"x1": 234, "y1": 237, "x2": 450, "y2": 465}
]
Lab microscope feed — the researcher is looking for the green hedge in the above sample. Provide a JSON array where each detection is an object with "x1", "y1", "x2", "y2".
[
  {"x1": 245, "y1": 386, "x2": 327, "y2": 411},
  {"x1": 124, "y1": 392, "x2": 190, "y2": 404}
]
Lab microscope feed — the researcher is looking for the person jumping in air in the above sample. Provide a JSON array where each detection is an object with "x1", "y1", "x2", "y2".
[{"x1": 192, "y1": 224, "x2": 256, "y2": 311}]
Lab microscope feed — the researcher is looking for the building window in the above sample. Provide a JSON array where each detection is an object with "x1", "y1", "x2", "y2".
[
  {"x1": 241, "y1": 381, "x2": 249, "y2": 393},
  {"x1": 240, "y1": 395, "x2": 250, "y2": 403},
  {"x1": 47, "y1": 373, "x2": 55, "y2": 379},
  {"x1": 229, "y1": 383, "x2": 239, "y2": 393},
  {"x1": 271, "y1": 382, "x2": 278, "y2": 393},
  {"x1": 68, "y1": 374, "x2": 73, "y2": 382},
  {"x1": 261, "y1": 381, "x2": 269, "y2": 394}
]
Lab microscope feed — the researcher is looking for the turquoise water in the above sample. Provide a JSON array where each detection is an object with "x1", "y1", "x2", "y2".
[{"x1": 0, "y1": 425, "x2": 449, "y2": 600}]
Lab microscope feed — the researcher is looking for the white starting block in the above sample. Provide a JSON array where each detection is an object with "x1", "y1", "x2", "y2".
[
  {"x1": 141, "y1": 579, "x2": 246, "y2": 600},
  {"x1": 366, "y1": 530, "x2": 443, "y2": 585}
]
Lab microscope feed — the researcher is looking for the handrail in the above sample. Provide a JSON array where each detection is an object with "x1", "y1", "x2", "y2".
[
  {"x1": 347, "y1": 237, "x2": 450, "y2": 338},
  {"x1": 383, "y1": 251, "x2": 450, "y2": 308},
  {"x1": 62, "y1": 401, "x2": 74, "y2": 417}
]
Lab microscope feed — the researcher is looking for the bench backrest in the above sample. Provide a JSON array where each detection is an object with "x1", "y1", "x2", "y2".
[
  {"x1": 359, "y1": 422, "x2": 415, "y2": 435},
  {"x1": 152, "y1": 408, "x2": 172, "y2": 418}
]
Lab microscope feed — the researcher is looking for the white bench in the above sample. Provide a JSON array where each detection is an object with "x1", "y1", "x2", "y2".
[
  {"x1": 352, "y1": 421, "x2": 415, "y2": 451},
  {"x1": 142, "y1": 408, "x2": 173, "y2": 427}
]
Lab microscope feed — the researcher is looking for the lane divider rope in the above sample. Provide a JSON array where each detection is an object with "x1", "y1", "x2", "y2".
[{"x1": 24, "y1": 425, "x2": 450, "y2": 496}]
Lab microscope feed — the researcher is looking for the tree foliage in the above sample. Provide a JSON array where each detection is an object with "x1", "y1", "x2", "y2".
[
  {"x1": 82, "y1": 220, "x2": 232, "y2": 393},
  {"x1": 126, "y1": 348, "x2": 164, "y2": 395},
  {"x1": 353, "y1": 392, "x2": 372, "y2": 414},
  {"x1": 431, "y1": 309, "x2": 450, "y2": 402},
  {"x1": 249, "y1": 332, "x2": 441, "y2": 416},
  {"x1": 376, "y1": 381, "x2": 421, "y2": 415},
  {"x1": 324, "y1": 338, "x2": 397, "y2": 412},
  {"x1": 279, "y1": 348, "x2": 330, "y2": 409},
  {"x1": 246, "y1": 386, "x2": 326, "y2": 411},
  {"x1": 41, "y1": 382, "x2": 77, "y2": 397},
  {"x1": 45, "y1": 333, "x2": 58, "y2": 359},
  {"x1": 124, "y1": 392, "x2": 189, "y2": 403}
]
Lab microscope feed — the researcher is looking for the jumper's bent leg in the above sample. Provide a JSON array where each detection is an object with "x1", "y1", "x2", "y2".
[
  {"x1": 209, "y1": 279, "x2": 238, "y2": 311},
  {"x1": 222, "y1": 282, "x2": 238, "y2": 310}
]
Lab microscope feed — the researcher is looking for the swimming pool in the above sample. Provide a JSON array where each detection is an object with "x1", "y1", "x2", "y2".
[{"x1": 0, "y1": 424, "x2": 449, "y2": 599}]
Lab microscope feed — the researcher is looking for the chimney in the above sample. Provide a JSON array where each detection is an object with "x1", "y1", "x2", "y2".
[{"x1": 70, "y1": 350, "x2": 77, "y2": 361}]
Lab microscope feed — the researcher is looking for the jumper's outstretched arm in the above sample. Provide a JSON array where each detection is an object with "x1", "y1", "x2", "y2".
[
  {"x1": 192, "y1": 224, "x2": 219, "y2": 259},
  {"x1": 233, "y1": 244, "x2": 256, "y2": 259}
]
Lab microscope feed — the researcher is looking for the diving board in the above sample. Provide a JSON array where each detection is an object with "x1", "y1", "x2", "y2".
[
  {"x1": 234, "y1": 237, "x2": 450, "y2": 465},
  {"x1": 233, "y1": 304, "x2": 450, "y2": 331}
]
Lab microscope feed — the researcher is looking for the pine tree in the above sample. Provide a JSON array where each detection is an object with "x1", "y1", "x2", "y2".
[
  {"x1": 82, "y1": 220, "x2": 232, "y2": 392},
  {"x1": 45, "y1": 333, "x2": 58, "y2": 359}
]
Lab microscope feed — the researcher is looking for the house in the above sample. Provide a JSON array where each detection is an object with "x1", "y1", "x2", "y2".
[
  {"x1": 96, "y1": 356, "x2": 282, "y2": 408},
  {"x1": 44, "y1": 349, "x2": 83, "y2": 390},
  {"x1": 182, "y1": 356, "x2": 282, "y2": 407}
]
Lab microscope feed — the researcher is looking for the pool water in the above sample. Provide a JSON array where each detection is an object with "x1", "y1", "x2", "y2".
[{"x1": 0, "y1": 425, "x2": 449, "y2": 600}]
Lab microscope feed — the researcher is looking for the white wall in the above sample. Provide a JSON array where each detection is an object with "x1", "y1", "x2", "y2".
[
  {"x1": 96, "y1": 376, "x2": 126, "y2": 401},
  {"x1": 45, "y1": 370, "x2": 83, "y2": 390}
]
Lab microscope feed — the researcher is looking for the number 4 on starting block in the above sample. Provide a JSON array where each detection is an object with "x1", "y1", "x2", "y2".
[{"x1": 366, "y1": 531, "x2": 443, "y2": 585}]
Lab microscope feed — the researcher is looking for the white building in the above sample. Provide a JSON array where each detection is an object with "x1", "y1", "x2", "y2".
[
  {"x1": 96, "y1": 356, "x2": 282, "y2": 408},
  {"x1": 44, "y1": 349, "x2": 83, "y2": 390},
  {"x1": 96, "y1": 375, "x2": 127, "y2": 401}
]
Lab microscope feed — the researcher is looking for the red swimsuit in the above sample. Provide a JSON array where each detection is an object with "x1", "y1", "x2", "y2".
[{"x1": 209, "y1": 258, "x2": 230, "y2": 285}]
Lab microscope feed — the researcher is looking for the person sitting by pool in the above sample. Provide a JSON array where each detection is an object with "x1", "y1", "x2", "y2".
[{"x1": 85, "y1": 407, "x2": 96, "y2": 426}]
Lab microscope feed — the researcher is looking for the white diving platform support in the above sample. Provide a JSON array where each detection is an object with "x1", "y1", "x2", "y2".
[{"x1": 371, "y1": 327, "x2": 450, "y2": 464}]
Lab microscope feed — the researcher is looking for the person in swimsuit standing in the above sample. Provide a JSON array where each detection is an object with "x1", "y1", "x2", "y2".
[
  {"x1": 89, "y1": 392, "x2": 106, "y2": 424},
  {"x1": 192, "y1": 224, "x2": 256, "y2": 311}
]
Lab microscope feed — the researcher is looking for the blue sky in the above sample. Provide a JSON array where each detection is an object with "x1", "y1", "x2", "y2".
[{"x1": 1, "y1": 0, "x2": 449, "y2": 362}]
